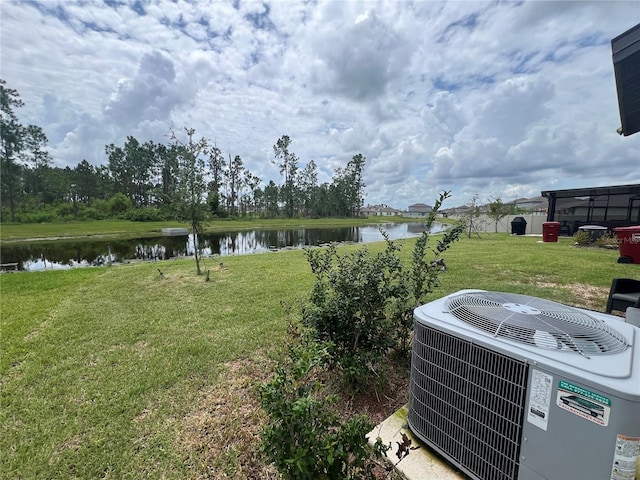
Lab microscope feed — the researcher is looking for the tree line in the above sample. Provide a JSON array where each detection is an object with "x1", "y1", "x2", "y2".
[{"x1": 1, "y1": 80, "x2": 366, "y2": 223}]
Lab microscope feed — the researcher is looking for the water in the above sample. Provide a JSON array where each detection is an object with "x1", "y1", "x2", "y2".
[{"x1": 1, "y1": 222, "x2": 446, "y2": 272}]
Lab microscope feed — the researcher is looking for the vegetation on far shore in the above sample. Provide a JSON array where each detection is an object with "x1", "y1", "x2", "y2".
[
  {"x1": 1, "y1": 230, "x2": 634, "y2": 478},
  {"x1": 0, "y1": 215, "x2": 444, "y2": 243},
  {"x1": 3, "y1": 80, "x2": 368, "y2": 226}
]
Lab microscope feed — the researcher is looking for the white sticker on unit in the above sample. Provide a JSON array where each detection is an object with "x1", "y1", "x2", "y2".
[
  {"x1": 556, "y1": 380, "x2": 611, "y2": 427},
  {"x1": 527, "y1": 369, "x2": 553, "y2": 431},
  {"x1": 610, "y1": 434, "x2": 640, "y2": 480}
]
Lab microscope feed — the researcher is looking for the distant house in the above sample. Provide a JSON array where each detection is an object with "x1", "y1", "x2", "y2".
[
  {"x1": 362, "y1": 204, "x2": 403, "y2": 217},
  {"x1": 361, "y1": 205, "x2": 379, "y2": 216},
  {"x1": 377, "y1": 206, "x2": 402, "y2": 216},
  {"x1": 508, "y1": 196, "x2": 547, "y2": 213},
  {"x1": 441, "y1": 205, "x2": 470, "y2": 217},
  {"x1": 406, "y1": 203, "x2": 433, "y2": 217}
]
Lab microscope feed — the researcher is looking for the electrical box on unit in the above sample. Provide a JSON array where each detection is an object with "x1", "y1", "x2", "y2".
[{"x1": 408, "y1": 290, "x2": 640, "y2": 480}]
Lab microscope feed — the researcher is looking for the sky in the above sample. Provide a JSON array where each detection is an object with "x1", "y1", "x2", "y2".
[{"x1": 1, "y1": 0, "x2": 639, "y2": 209}]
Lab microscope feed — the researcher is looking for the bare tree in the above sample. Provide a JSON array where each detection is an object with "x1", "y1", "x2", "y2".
[
  {"x1": 171, "y1": 128, "x2": 209, "y2": 275},
  {"x1": 464, "y1": 194, "x2": 483, "y2": 238}
]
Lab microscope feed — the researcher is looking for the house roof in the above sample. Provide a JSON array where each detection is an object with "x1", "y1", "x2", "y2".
[{"x1": 408, "y1": 203, "x2": 432, "y2": 212}]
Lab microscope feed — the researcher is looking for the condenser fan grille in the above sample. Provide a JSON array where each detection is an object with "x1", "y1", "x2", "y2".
[{"x1": 444, "y1": 292, "x2": 629, "y2": 356}]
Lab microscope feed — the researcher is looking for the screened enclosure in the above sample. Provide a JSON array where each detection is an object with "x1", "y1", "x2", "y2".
[{"x1": 542, "y1": 184, "x2": 640, "y2": 235}]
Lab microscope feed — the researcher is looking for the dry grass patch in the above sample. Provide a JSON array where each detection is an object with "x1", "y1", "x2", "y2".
[
  {"x1": 562, "y1": 283, "x2": 610, "y2": 311},
  {"x1": 175, "y1": 349, "x2": 411, "y2": 479},
  {"x1": 532, "y1": 281, "x2": 609, "y2": 311},
  {"x1": 23, "y1": 318, "x2": 51, "y2": 342},
  {"x1": 127, "y1": 263, "x2": 230, "y2": 291},
  {"x1": 178, "y1": 352, "x2": 277, "y2": 479}
]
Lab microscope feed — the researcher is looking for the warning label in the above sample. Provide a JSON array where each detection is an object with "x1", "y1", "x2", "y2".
[{"x1": 611, "y1": 434, "x2": 640, "y2": 480}]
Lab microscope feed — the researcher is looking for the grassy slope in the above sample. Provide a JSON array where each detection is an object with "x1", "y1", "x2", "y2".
[
  {"x1": 1, "y1": 234, "x2": 637, "y2": 478},
  {"x1": 1, "y1": 250, "x2": 314, "y2": 478}
]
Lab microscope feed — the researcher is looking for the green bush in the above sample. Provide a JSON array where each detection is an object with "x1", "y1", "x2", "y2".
[
  {"x1": 303, "y1": 242, "x2": 397, "y2": 381},
  {"x1": 573, "y1": 230, "x2": 591, "y2": 246},
  {"x1": 596, "y1": 232, "x2": 619, "y2": 249},
  {"x1": 54, "y1": 201, "x2": 92, "y2": 220},
  {"x1": 259, "y1": 335, "x2": 389, "y2": 480},
  {"x1": 302, "y1": 193, "x2": 463, "y2": 386},
  {"x1": 108, "y1": 193, "x2": 133, "y2": 216},
  {"x1": 122, "y1": 207, "x2": 167, "y2": 222},
  {"x1": 84, "y1": 199, "x2": 110, "y2": 220},
  {"x1": 14, "y1": 208, "x2": 59, "y2": 223}
]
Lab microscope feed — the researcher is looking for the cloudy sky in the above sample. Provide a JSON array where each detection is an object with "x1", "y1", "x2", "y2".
[{"x1": 2, "y1": 0, "x2": 639, "y2": 208}]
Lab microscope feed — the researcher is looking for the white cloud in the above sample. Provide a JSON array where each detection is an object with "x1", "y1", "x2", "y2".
[
  {"x1": 1, "y1": 0, "x2": 638, "y2": 210},
  {"x1": 103, "y1": 51, "x2": 187, "y2": 127},
  {"x1": 308, "y1": 8, "x2": 413, "y2": 101}
]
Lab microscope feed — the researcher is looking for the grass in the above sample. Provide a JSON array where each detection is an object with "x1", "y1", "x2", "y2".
[
  {"x1": 1, "y1": 233, "x2": 636, "y2": 478},
  {"x1": 0, "y1": 216, "x2": 418, "y2": 243},
  {"x1": 2, "y1": 251, "x2": 311, "y2": 478}
]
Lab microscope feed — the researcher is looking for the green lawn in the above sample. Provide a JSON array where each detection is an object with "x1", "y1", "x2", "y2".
[
  {"x1": 1, "y1": 233, "x2": 636, "y2": 478},
  {"x1": 0, "y1": 217, "x2": 415, "y2": 243}
]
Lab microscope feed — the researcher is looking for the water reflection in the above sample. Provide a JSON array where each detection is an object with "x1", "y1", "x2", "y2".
[{"x1": 2, "y1": 222, "x2": 445, "y2": 272}]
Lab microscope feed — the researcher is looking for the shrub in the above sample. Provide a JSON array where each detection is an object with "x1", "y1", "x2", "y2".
[
  {"x1": 85, "y1": 199, "x2": 110, "y2": 220},
  {"x1": 108, "y1": 193, "x2": 133, "y2": 216},
  {"x1": 14, "y1": 208, "x2": 59, "y2": 223},
  {"x1": 54, "y1": 201, "x2": 90, "y2": 220},
  {"x1": 302, "y1": 192, "x2": 463, "y2": 386},
  {"x1": 122, "y1": 207, "x2": 167, "y2": 222},
  {"x1": 596, "y1": 232, "x2": 619, "y2": 249},
  {"x1": 303, "y1": 241, "x2": 401, "y2": 383},
  {"x1": 573, "y1": 230, "x2": 591, "y2": 246},
  {"x1": 259, "y1": 333, "x2": 389, "y2": 480}
]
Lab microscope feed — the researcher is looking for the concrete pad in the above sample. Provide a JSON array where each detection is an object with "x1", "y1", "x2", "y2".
[{"x1": 367, "y1": 404, "x2": 465, "y2": 480}]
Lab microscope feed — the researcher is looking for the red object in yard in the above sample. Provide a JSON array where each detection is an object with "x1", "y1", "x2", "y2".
[
  {"x1": 614, "y1": 226, "x2": 640, "y2": 264},
  {"x1": 542, "y1": 222, "x2": 561, "y2": 243}
]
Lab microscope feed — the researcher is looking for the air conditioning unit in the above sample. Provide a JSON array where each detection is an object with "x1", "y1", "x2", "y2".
[{"x1": 408, "y1": 290, "x2": 640, "y2": 480}]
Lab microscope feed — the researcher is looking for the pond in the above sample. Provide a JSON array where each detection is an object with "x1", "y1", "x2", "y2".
[{"x1": 1, "y1": 222, "x2": 446, "y2": 272}]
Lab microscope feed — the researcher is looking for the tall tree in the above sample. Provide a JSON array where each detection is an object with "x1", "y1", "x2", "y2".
[
  {"x1": 73, "y1": 160, "x2": 99, "y2": 205},
  {"x1": 142, "y1": 140, "x2": 168, "y2": 206},
  {"x1": 1, "y1": 80, "x2": 54, "y2": 220},
  {"x1": 345, "y1": 153, "x2": 366, "y2": 217},
  {"x1": 263, "y1": 180, "x2": 280, "y2": 218},
  {"x1": 105, "y1": 143, "x2": 129, "y2": 198},
  {"x1": 330, "y1": 169, "x2": 348, "y2": 217},
  {"x1": 315, "y1": 183, "x2": 332, "y2": 217},
  {"x1": 94, "y1": 164, "x2": 115, "y2": 201},
  {"x1": 207, "y1": 144, "x2": 225, "y2": 197},
  {"x1": 226, "y1": 154, "x2": 244, "y2": 216},
  {"x1": 40, "y1": 166, "x2": 72, "y2": 205},
  {"x1": 299, "y1": 160, "x2": 318, "y2": 217},
  {"x1": 21, "y1": 125, "x2": 52, "y2": 209},
  {"x1": 105, "y1": 136, "x2": 155, "y2": 208},
  {"x1": 154, "y1": 142, "x2": 179, "y2": 205},
  {"x1": 205, "y1": 144, "x2": 226, "y2": 216},
  {"x1": 0, "y1": 80, "x2": 26, "y2": 221},
  {"x1": 244, "y1": 170, "x2": 261, "y2": 216},
  {"x1": 273, "y1": 135, "x2": 299, "y2": 218}
]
